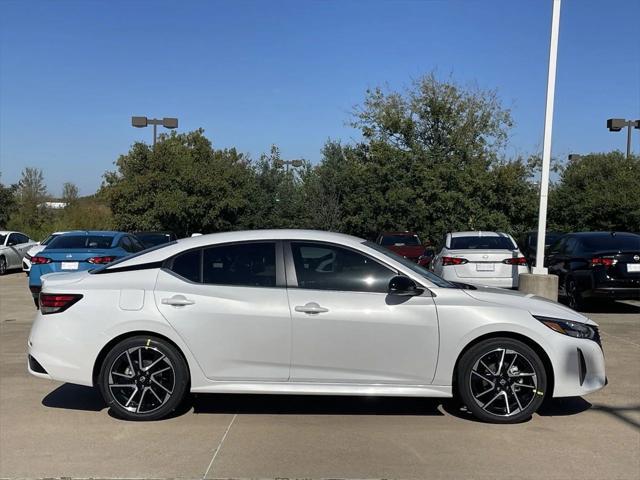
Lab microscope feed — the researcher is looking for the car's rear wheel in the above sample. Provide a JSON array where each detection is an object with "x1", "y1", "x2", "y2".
[
  {"x1": 0, "y1": 256, "x2": 7, "y2": 275},
  {"x1": 98, "y1": 335, "x2": 189, "y2": 421},
  {"x1": 457, "y1": 338, "x2": 547, "y2": 423},
  {"x1": 566, "y1": 278, "x2": 585, "y2": 311}
]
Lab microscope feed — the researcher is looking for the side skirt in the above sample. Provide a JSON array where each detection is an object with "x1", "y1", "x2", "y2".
[{"x1": 191, "y1": 382, "x2": 453, "y2": 398}]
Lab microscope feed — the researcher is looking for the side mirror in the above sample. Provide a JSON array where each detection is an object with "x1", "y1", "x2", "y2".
[{"x1": 388, "y1": 275, "x2": 424, "y2": 297}]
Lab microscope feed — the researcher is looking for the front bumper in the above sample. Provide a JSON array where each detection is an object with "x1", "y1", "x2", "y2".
[{"x1": 552, "y1": 336, "x2": 606, "y2": 397}]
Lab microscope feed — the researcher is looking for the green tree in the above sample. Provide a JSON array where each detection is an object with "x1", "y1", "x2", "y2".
[
  {"x1": 7, "y1": 167, "x2": 51, "y2": 238},
  {"x1": 102, "y1": 129, "x2": 256, "y2": 236},
  {"x1": 313, "y1": 73, "x2": 536, "y2": 244},
  {"x1": 0, "y1": 174, "x2": 17, "y2": 228},
  {"x1": 549, "y1": 152, "x2": 640, "y2": 232},
  {"x1": 62, "y1": 182, "x2": 79, "y2": 206}
]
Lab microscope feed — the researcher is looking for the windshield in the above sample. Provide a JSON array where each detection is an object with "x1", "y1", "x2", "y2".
[
  {"x1": 365, "y1": 241, "x2": 454, "y2": 288},
  {"x1": 450, "y1": 236, "x2": 516, "y2": 250},
  {"x1": 380, "y1": 234, "x2": 421, "y2": 246},
  {"x1": 48, "y1": 235, "x2": 115, "y2": 249},
  {"x1": 136, "y1": 233, "x2": 173, "y2": 247}
]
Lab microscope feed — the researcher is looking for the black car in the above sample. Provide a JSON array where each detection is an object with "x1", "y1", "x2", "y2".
[
  {"x1": 133, "y1": 231, "x2": 177, "y2": 249},
  {"x1": 545, "y1": 232, "x2": 640, "y2": 309},
  {"x1": 520, "y1": 231, "x2": 564, "y2": 266}
]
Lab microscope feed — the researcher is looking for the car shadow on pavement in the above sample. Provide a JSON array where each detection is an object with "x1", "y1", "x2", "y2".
[
  {"x1": 42, "y1": 384, "x2": 106, "y2": 411},
  {"x1": 190, "y1": 393, "x2": 446, "y2": 416},
  {"x1": 571, "y1": 300, "x2": 640, "y2": 314}
]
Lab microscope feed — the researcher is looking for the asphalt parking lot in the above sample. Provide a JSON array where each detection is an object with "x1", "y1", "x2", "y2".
[{"x1": 1, "y1": 272, "x2": 639, "y2": 480}]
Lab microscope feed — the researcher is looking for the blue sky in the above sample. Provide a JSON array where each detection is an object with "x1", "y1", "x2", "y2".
[{"x1": 1, "y1": 0, "x2": 639, "y2": 196}]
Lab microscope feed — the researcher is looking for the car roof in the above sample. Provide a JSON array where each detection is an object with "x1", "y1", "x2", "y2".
[
  {"x1": 567, "y1": 231, "x2": 639, "y2": 238},
  {"x1": 380, "y1": 231, "x2": 419, "y2": 236},
  {"x1": 108, "y1": 229, "x2": 366, "y2": 268},
  {"x1": 450, "y1": 231, "x2": 510, "y2": 238},
  {"x1": 56, "y1": 230, "x2": 124, "y2": 236}
]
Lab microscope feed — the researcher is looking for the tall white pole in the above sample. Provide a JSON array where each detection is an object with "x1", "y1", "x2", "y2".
[{"x1": 533, "y1": 0, "x2": 562, "y2": 275}]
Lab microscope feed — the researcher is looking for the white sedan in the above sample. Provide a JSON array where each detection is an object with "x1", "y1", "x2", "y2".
[
  {"x1": 431, "y1": 231, "x2": 529, "y2": 288},
  {"x1": 0, "y1": 231, "x2": 37, "y2": 275},
  {"x1": 28, "y1": 230, "x2": 606, "y2": 423}
]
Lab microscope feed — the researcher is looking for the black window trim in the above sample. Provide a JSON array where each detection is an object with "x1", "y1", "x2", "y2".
[
  {"x1": 283, "y1": 240, "x2": 402, "y2": 293},
  {"x1": 163, "y1": 239, "x2": 286, "y2": 289}
]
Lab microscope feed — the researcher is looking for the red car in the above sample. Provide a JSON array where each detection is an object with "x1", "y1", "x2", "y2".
[{"x1": 376, "y1": 231, "x2": 434, "y2": 267}]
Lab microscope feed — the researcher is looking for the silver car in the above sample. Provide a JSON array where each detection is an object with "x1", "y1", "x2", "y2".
[{"x1": 0, "y1": 231, "x2": 37, "y2": 275}]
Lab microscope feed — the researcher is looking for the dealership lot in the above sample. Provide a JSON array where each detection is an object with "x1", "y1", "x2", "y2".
[{"x1": 1, "y1": 272, "x2": 638, "y2": 479}]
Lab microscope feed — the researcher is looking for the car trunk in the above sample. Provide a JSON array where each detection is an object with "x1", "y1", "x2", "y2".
[
  {"x1": 37, "y1": 248, "x2": 116, "y2": 273},
  {"x1": 594, "y1": 250, "x2": 640, "y2": 280},
  {"x1": 449, "y1": 249, "x2": 522, "y2": 278}
]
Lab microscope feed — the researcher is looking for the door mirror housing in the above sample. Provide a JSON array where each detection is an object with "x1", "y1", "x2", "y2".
[{"x1": 388, "y1": 275, "x2": 424, "y2": 296}]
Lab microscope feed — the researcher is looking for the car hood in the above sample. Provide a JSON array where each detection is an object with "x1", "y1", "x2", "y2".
[{"x1": 462, "y1": 286, "x2": 596, "y2": 326}]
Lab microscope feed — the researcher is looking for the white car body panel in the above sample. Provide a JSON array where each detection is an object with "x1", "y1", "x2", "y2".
[{"x1": 28, "y1": 229, "x2": 606, "y2": 401}]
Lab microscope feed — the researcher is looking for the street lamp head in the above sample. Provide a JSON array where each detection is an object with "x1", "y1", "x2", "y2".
[
  {"x1": 131, "y1": 116, "x2": 148, "y2": 128},
  {"x1": 162, "y1": 117, "x2": 178, "y2": 129},
  {"x1": 606, "y1": 118, "x2": 626, "y2": 132}
]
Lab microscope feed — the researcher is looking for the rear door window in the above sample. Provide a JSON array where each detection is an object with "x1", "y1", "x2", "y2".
[{"x1": 203, "y1": 242, "x2": 276, "y2": 287}]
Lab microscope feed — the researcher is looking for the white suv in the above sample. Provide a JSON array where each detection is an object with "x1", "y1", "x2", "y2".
[{"x1": 431, "y1": 231, "x2": 528, "y2": 288}]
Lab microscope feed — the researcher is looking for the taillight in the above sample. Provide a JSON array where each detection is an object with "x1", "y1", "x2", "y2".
[
  {"x1": 442, "y1": 256, "x2": 468, "y2": 266},
  {"x1": 503, "y1": 257, "x2": 528, "y2": 266},
  {"x1": 39, "y1": 293, "x2": 83, "y2": 315},
  {"x1": 87, "y1": 256, "x2": 117, "y2": 264},
  {"x1": 31, "y1": 256, "x2": 52, "y2": 264},
  {"x1": 591, "y1": 257, "x2": 615, "y2": 267}
]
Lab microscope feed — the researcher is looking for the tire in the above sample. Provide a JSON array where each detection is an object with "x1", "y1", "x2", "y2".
[
  {"x1": 0, "y1": 256, "x2": 7, "y2": 275},
  {"x1": 457, "y1": 337, "x2": 547, "y2": 424},
  {"x1": 566, "y1": 278, "x2": 584, "y2": 311},
  {"x1": 98, "y1": 335, "x2": 189, "y2": 421}
]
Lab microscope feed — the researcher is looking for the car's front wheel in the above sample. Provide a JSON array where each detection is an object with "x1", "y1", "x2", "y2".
[
  {"x1": 0, "y1": 256, "x2": 7, "y2": 275},
  {"x1": 457, "y1": 338, "x2": 547, "y2": 423},
  {"x1": 98, "y1": 335, "x2": 189, "y2": 421}
]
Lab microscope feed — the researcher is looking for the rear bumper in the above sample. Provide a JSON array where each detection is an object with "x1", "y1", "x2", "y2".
[{"x1": 441, "y1": 271, "x2": 521, "y2": 289}]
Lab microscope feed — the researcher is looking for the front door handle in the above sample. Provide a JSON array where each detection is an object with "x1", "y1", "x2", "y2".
[
  {"x1": 162, "y1": 295, "x2": 195, "y2": 306},
  {"x1": 294, "y1": 302, "x2": 329, "y2": 314}
]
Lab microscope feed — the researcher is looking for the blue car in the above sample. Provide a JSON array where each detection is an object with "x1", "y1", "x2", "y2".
[{"x1": 29, "y1": 231, "x2": 146, "y2": 305}]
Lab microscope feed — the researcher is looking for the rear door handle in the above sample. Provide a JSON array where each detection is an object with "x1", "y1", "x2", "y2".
[
  {"x1": 294, "y1": 302, "x2": 329, "y2": 314},
  {"x1": 162, "y1": 295, "x2": 195, "y2": 306}
]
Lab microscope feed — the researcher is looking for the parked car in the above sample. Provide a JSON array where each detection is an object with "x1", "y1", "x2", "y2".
[
  {"x1": 0, "y1": 231, "x2": 37, "y2": 275},
  {"x1": 545, "y1": 231, "x2": 640, "y2": 310},
  {"x1": 431, "y1": 231, "x2": 528, "y2": 288},
  {"x1": 520, "y1": 231, "x2": 564, "y2": 266},
  {"x1": 376, "y1": 231, "x2": 434, "y2": 267},
  {"x1": 22, "y1": 231, "x2": 78, "y2": 275},
  {"x1": 28, "y1": 229, "x2": 605, "y2": 423},
  {"x1": 28, "y1": 231, "x2": 145, "y2": 304},
  {"x1": 134, "y1": 231, "x2": 178, "y2": 249}
]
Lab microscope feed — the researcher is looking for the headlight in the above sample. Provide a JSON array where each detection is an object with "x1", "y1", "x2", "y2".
[{"x1": 534, "y1": 315, "x2": 597, "y2": 340}]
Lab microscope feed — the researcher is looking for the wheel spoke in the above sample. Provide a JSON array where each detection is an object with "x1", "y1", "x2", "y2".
[
  {"x1": 138, "y1": 348, "x2": 144, "y2": 371},
  {"x1": 149, "y1": 385, "x2": 165, "y2": 403},
  {"x1": 125, "y1": 351, "x2": 135, "y2": 375},
  {"x1": 511, "y1": 385, "x2": 524, "y2": 411},
  {"x1": 143, "y1": 354, "x2": 166, "y2": 372},
  {"x1": 479, "y1": 360, "x2": 495, "y2": 375},
  {"x1": 502, "y1": 391, "x2": 510, "y2": 415},
  {"x1": 112, "y1": 371, "x2": 133, "y2": 379},
  {"x1": 124, "y1": 387, "x2": 139, "y2": 407},
  {"x1": 151, "y1": 366, "x2": 171, "y2": 377},
  {"x1": 482, "y1": 391, "x2": 502, "y2": 411},
  {"x1": 471, "y1": 370, "x2": 494, "y2": 385},
  {"x1": 151, "y1": 377, "x2": 172, "y2": 394},
  {"x1": 136, "y1": 387, "x2": 149, "y2": 413},
  {"x1": 496, "y1": 349, "x2": 506, "y2": 375}
]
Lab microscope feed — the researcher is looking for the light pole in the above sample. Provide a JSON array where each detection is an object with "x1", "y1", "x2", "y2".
[
  {"x1": 606, "y1": 118, "x2": 640, "y2": 158},
  {"x1": 131, "y1": 116, "x2": 179, "y2": 148},
  {"x1": 274, "y1": 158, "x2": 303, "y2": 174}
]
